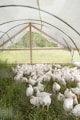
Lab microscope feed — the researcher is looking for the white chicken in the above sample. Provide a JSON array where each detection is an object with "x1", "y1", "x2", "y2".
[
  {"x1": 71, "y1": 59, "x2": 80, "y2": 67},
  {"x1": 57, "y1": 92, "x2": 65, "y2": 102},
  {"x1": 43, "y1": 74, "x2": 51, "y2": 82},
  {"x1": 77, "y1": 82, "x2": 80, "y2": 88},
  {"x1": 58, "y1": 76, "x2": 66, "y2": 86},
  {"x1": 30, "y1": 96, "x2": 40, "y2": 107},
  {"x1": 39, "y1": 95, "x2": 51, "y2": 111},
  {"x1": 12, "y1": 64, "x2": 21, "y2": 74},
  {"x1": 63, "y1": 97, "x2": 74, "y2": 113},
  {"x1": 62, "y1": 69, "x2": 72, "y2": 82},
  {"x1": 21, "y1": 77, "x2": 28, "y2": 83},
  {"x1": 37, "y1": 82, "x2": 45, "y2": 91},
  {"x1": 31, "y1": 71, "x2": 37, "y2": 80},
  {"x1": 37, "y1": 76, "x2": 44, "y2": 83},
  {"x1": 14, "y1": 74, "x2": 22, "y2": 81},
  {"x1": 28, "y1": 77, "x2": 37, "y2": 86},
  {"x1": 26, "y1": 84, "x2": 34, "y2": 97},
  {"x1": 54, "y1": 64, "x2": 61, "y2": 69},
  {"x1": 64, "y1": 88, "x2": 76, "y2": 98},
  {"x1": 36, "y1": 90, "x2": 52, "y2": 97},
  {"x1": 71, "y1": 104, "x2": 80, "y2": 119},
  {"x1": 33, "y1": 82, "x2": 44, "y2": 92},
  {"x1": 71, "y1": 87, "x2": 80, "y2": 99},
  {"x1": 74, "y1": 74, "x2": 80, "y2": 83},
  {"x1": 14, "y1": 69, "x2": 23, "y2": 81},
  {"x1": 53, "y1": 82, "x2": 61, "y2": 93}
]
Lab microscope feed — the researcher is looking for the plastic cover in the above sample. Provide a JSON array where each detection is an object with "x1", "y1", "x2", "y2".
[{"x1": 0, "y1": 0, "x2": 80, "y2": 51}]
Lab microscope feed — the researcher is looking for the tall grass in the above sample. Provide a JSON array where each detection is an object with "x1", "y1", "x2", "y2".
[{"x1": 0, "y1": 61, "x2": 78, "y2": 120}]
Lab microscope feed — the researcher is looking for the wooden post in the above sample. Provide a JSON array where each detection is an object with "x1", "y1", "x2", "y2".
[{"x1": 29, "y1": 23, "x2": 32, "y2": 64}]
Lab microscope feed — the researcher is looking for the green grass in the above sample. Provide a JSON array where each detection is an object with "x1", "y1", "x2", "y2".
[
  {"x1": 0, "y1": 50, "x2": 80, "y2": 64},
  {"x1": 0, "y1": 62, "x2": 77, "y2": 120},
  {"x1": 9, "y1": 32, "x2": 57, "y2": 48},
  {"x1": 0, "y1": 50, "x2": 30, "y2": 64}
]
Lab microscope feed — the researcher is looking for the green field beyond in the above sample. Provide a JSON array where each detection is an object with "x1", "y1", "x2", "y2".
[{"x1": 0, "y1": 50, "x2": 80, "y2": 64}]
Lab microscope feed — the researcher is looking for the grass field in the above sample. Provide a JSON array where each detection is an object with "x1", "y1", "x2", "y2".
[
  {"x1": 0, "y1": 49, "x2": 80, "y2": 64},
  {"x1": 0, "y1": 63, "x2": 78, "y2": 120}
]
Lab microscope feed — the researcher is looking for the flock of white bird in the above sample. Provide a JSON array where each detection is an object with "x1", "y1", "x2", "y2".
[{"x1": 12, "y1": 63, "x2": 80, "y2": 119}]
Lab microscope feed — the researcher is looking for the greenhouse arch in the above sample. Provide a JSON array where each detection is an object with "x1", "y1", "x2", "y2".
[{"x1": 0, "y1": 0, "x2": 80, "y2": 64}]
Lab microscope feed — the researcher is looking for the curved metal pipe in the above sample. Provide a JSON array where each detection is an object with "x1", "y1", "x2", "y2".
[
  {"x1": 33, "y1": 23, "x2": 72, "y2": 52},
  {"x1": 0, "y1": 31, "x2": 10, "y2": 39},
  {"x1": 1, "y1": 21, "x2": 80, "y2": 56},
  {"x1": 62, "y1": 37, "x2": 71, "y2": 52},
  {"x1": 0, "y1": 5, "x2": 80, "y2": 36},
  {"x1": 0, "y1": 22, "x2": 64, "y2": 45},
  {"x1": 0, "y1": 23, "x2": 29, "y2": 39},
  {"x1": 0, "y1": 21, "x2": 73, "y2": 48},
  {"x1": 0, "y1": 19, "x2": 79, "y2": 54},
  {"x1": 0, "y1": 22, "x2": 71, "y2": 51}
]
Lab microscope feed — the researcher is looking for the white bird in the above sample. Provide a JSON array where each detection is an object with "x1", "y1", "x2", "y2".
[
  {"x1": 71, "y1": 104, "x2": 80, "y2": 118},
  {"x1": 53, "y1": 82, "x2": 61, "y2": 93},
  {"x1": 37, "y1": 82, "x2": 45, "y2": 91},
  {"x1": 64, "y1": 88, "x2": 71, "y2": 97},
  {"x1": 43, "y1": 74, "x2": 51, "y2": 82},
  {"x1": 39, "y1": 95, "x2": 51, "y2": 111},
  {"x1": 74, "y1": 74, "x2": 80, "y2": 83},
  {"x1": 23, "y1": 67, "x2": 32, "y2": 76},
  {"x1": 62, "y1": 69, "x2": 72, "y2": 82},
  {"x1": 31, "y1": 71, "x2": 37, "y2": 80},
  {"x1": 37, "y1": 76, "x2": 44, "y2": 83},
  {"x1": 26, "y1": 84, "x2": 34, "y2": 97},
  {"x1": 54, "y1": 64, "x2": 61, "y2": 69},
  {"x1": 60, "y1": 77, "x2": 66, "y2": 86},
  {"x1": 71, "y1": 59, "x2": 80, "y2": 67},
  {"x1": 64, "y1": 88, "x2": 78, "y2": 105},
  {"x1": 63, "y1": 97, "x2": 74, "y2": 113},
  {"x1": 12, "y1": 64, "x2": 21, "y2": 74},
  {"x1": 14, "y1": 74, "x2": 23, "y2": 81},
  {"x1": 21, "y1": 77, "x2": 28, "y2": 83},
  {"x1": 28, "y1": 77, "x2": 37, "y2": 86},
  {"x1": 77, "y1": 82, "x2": 80, "y2": 88},
  {"x1": 73, "y1": 96, "x2": 78, "y2": 105},
  {"x1": 33, "y1": 82, "x2": 44, "y2": 92},
  {"x1": 71, "y1": 87, "x2": 80, "y2": 99},
  {"x1": 30, "y1": 96, "x2": 40, "y2": 107},
  {"x1": 57, "y1": 92, "x2": 65, "y2": 102},
  {"x1": 12, "y1": 67, "x2": 18, "y2": 74},
  {"x1": 13, "y1": 68, "x2": 23, "y2": 81},
  {"x1": 64, "y1": 88, "x2": 76, "y2": 98},
  {"x1": 36, "y1": 90, "x2": 52, "y2": 97}
]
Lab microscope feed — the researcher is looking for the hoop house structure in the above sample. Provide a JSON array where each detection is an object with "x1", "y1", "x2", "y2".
[{"x1": 0, "y1": 0, "x2": 80, "y2": 64}]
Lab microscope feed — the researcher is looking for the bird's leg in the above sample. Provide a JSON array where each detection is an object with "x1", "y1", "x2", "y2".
[
  {"x1": 41, "y1": 103, "x2": 45, "y2": 111},
  {"x1": 46, "y1": 105, "x2": 49, "y2": 112},
  {"x1": 44, "y1": 105, "x2": 49, "y2": 112}
]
